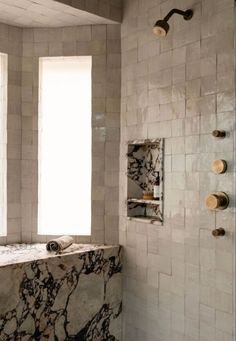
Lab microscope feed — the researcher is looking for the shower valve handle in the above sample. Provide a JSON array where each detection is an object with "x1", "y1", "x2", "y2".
[
  {"x1": 212, "y1": 228, "x2": 225, "y2": 237},
  {"x1": 212, "y1": 130, "x2": 226, "y2": 138},
  {"x1": 205, "y1": 192, "x2": 229, "y2": 210}
]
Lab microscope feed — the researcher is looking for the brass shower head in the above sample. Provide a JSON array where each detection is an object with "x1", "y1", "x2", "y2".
[{"x1": 153, "y1": 8, "x2": 193, "y2": 37}]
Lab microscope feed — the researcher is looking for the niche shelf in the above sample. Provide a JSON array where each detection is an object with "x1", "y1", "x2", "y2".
[{"x1": 126, "y1": 138, "x2": 164, "y2": 225}]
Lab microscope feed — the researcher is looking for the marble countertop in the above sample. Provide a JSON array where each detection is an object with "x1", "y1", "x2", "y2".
[{"x1": 0, "y1": 243, "x2": 118, "y2": 267}]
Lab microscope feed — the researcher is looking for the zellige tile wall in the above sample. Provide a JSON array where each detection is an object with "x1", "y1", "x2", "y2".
[
  {"x1": 0, "y1": 0, "x2": 122, "y2": 27},
  {"x1": 55, "y1": 0, "x2": 122, "y2": 23},
  {"x1": 21, "y1": 24, "x2": 121, "y2": 244},
  {"x1": 119, "y1": 0, "x2": 236, "y2": 340},
  {"x1": 0, "y1": 23, "x2": 22, "y2": 245},
  {"x1": 0, "y1": 22, "x2": 121, "y2": 245}
]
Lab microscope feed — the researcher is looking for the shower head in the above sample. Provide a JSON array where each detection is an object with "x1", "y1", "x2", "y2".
[
  {"x1": 153, "y1": 20, "x2": 170, "y2": 37},
  {"x1": 153, "y1": 8, "x2": 193, "y2": 37}
]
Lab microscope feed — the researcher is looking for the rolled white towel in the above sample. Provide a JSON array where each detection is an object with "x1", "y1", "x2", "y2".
[{"x1": 46, "y1": 235, "x2": 74, "y2": 253}]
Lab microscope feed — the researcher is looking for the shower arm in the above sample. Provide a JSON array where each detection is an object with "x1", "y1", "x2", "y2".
[{"x1": 163, "y1": 8, "x2": 192, "y2": 22}]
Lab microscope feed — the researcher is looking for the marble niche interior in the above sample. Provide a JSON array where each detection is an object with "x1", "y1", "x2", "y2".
[{"x1": 127, "y1": 138, "x2": 164, "y2": 224}]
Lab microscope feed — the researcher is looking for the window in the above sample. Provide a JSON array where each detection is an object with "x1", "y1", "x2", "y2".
[
  {"x1": 38, "y1": 56, "x2": 92, "y2": 236},
  {"x1": 0, "y1": 53, "x2": 7, "y2": 236}
]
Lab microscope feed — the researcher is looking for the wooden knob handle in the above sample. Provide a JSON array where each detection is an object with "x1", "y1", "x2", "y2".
[
  {"x1": 212, "y1": 228, "x2": 225, "y2": 237},
  {"x1": 212, "y1": 160, "x2": 227, "y2": 174},
  {"x1": 205, "y1": 192, "x2": 229, "y2": 210}
]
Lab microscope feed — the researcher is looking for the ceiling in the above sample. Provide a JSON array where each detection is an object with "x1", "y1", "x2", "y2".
[{"x1": 0, "y1": 0, "x2": 117, "y2": 27}]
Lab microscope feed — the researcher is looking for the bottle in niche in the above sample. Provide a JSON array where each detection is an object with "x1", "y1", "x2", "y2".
[{"x1": 153, "y1": 172, "x2": 160, "y2": 200}]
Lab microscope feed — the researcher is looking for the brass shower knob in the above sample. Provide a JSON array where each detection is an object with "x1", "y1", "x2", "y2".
[
  {"x1": 205, "y1": 192, "x2": 229, "y2": 210},
  {"x1": 212, "y1": 130, "x2": 226, "y2": 138},
  {"x1": 212, "y1": 160, "x2": 227, "y2": 174},
  {"x1": 212, "y1": 228, "x2": 225, "y2": 237}
]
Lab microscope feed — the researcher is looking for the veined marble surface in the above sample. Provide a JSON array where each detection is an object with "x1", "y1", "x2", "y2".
[
  {"x1": 0, "y1": 244, "x2": 122, "y2": 340},
  {"x1": 127, "y1": 138, "x2": 164, "y2": 224},
  {"x1": 0, "y1": 243, "x2": 115, "y2": 267}
]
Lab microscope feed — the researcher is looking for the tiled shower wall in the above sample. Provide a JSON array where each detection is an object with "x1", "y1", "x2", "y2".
[
  {"x1": 21, "y1": 25, "x2": 121, "y2": 244},
  {"x1": 0, "y1": 24, "x2": 22, "y2": 245},
  {"x1": 119, "y1": 0, "x2": 236, "y2": 340},
  {"x1": 0, "y1": 23, "x2": 121, "y2": 245},
  {"x1": 56, "y1": 0, "x2": 122, "y2": 22}
]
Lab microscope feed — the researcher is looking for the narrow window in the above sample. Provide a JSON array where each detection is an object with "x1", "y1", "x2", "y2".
[
  {"x1": 0, "y1": 53, "x2": 7, "y2": 236},
  {"x1": 38, "y1": 57, "x2": 92, "y2": 236}
]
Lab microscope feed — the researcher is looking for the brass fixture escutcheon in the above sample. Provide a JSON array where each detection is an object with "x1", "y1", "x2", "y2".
[
  {"x1": 205, "y1": 192, "x2": 229, "y2": 210},
  {"x1": 212, "y1": 159, "x2": 227, "y2": 174},
  {"x1": 212, "y1": 130, "x2": 226, "y2": 138},
  {"x1": 212, "y1": 228, "x2": 225, "y2": 237}
]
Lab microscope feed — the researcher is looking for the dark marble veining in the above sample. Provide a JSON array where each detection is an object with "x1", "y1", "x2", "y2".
[
  {"x1": 127, "y1": 138, "x2": 164, "y2": 224},
  {"x1": 127, "y1": 139, "x2": 163, "y2": 192},
  {"x1": 0, "y1": 244, "x2": 122, "y2": 340},
  {"x1": 0, "y1": 243, "x2": 113, "y2": 267}
]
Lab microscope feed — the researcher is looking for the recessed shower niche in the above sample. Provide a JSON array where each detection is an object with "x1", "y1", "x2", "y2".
[{"x1": 127, "y1": 138, "x2": 164, "y2": 224}]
